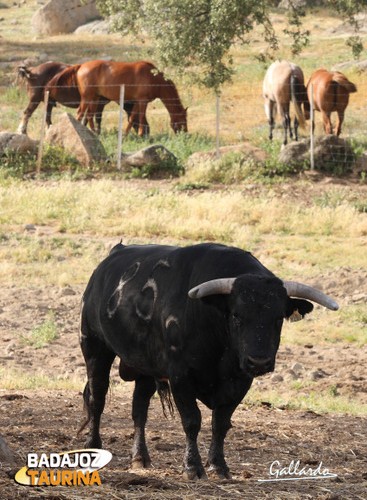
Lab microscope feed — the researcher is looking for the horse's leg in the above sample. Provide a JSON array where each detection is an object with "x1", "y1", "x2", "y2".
[
  {"x1": 17, "y1": 99, "x2": 40, "y2": 135},
  {"x1": 46, "y1": 100, "x2": 56, "y2": 128},
  {"x1": 283, "y1": 103, "x2": 291, "y2": 145},
  {"x1": 131, "y1": 376, "x2": 156, "y2": 469},
  {"x1": 335, "y1": 110, "x2": 344, "y2": 137},
  {"x1": 136, "y1": 101, "x2": 148, "y2": 137},
  {"x1": 264, "y1": 99, "x2": 275, "y2": 141},
  {"x1": 321, "y1": 111, "x2": 332, "y2": 135},
  {"x1": 95, "y1": 99, "x2": 107, "y2": 135},
  {"x1": 294, "y1": 117, "x2": 299, "y2": 141}
]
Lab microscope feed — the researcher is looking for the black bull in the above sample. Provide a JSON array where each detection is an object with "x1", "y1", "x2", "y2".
[{"x1": 80, "y1": 242, "x2": 338, "y2": 479}]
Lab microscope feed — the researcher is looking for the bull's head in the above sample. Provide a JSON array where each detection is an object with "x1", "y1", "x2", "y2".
[{"x1": 188, "y1": 275, "x2": 338, "y2": 378}]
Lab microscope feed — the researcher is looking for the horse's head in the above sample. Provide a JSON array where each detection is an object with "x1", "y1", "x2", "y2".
[{"x1": 171, "y1": 106, "x2": 188, "y2": 133}]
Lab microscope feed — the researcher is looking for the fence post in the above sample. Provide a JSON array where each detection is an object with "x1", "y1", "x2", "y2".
[
  {"x1": 216, "y1": 94, "x2": 220, "y2": 159},
  {"x1": 117, "y1": 84, "x2": 125, "y2": 170},
  {"x1": 36, "y1": 90, "x2": 49, "y2": 176},
  {"x1": 310, "y1": 83, "x2": 315, "y2": 171}
]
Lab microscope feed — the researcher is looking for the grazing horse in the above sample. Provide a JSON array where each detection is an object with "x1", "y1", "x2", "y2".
[
  {"x1": 304, "y1": 69, "x2": 357, "y2": 136},
  {"x1": 56, "y1": 60, "x2": 187, "y2": 136},
  {"x1": 17, "y1": 61, "x2": 140, "y2": 136},
  {"x1": 262, "y1": 60, "x2": 308, "y2": 146}
]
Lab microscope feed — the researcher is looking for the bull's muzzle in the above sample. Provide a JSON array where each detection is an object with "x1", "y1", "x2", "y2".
[{"x1": 247, "y1": 355, "x2": 273, "y2": 377}]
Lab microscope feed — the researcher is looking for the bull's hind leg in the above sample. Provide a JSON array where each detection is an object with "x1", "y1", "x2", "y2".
[
  {"x1": 131, "y1": 375, "x2": 156, "y2": 469},
  {"x1": 80, "y1": 333, "x2": 116, "y2": 448}
]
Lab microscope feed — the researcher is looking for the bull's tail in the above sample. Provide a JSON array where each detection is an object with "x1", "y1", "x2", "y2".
[
  {"x1": 290, "y1": 74, "x2": 307, "y2": 129},
  {"x1": 77, "y1": 382, "x2": 92, "y2": 436},
  {"x1": 156, "y1": 380, "x2": 175, "y2": 419},
  {"x1": 332, "y1": 72, "x2": 357, "y2": 93}
]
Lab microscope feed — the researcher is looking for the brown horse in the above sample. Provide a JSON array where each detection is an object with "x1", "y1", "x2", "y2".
[
  {"x1": 17, "y1": 61, "x2": 140, "y2": 136},
  {"x1": 17, "y1": 61, "x2": 71, "y2": 134},
  {"x1": 304, "y1": 68, "x2": 357, "y2": 136},
  {"x1": 262, "y1": 60, "x2": 308, "y2": 146},
  {"x1": 56, "y1": 60, "x2": 187, "y2": 136}
]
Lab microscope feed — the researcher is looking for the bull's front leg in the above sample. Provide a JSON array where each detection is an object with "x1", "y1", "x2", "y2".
[
  {"x1": 171, "y1": 382, "x2": 207, "y2": 480},
  {"x1": 207, "y1": 404, "x2": 237, "y2": 479}
]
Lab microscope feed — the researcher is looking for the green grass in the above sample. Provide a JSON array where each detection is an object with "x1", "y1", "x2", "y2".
[
  {"x1": 245, "y1": 387, "x2": 367, "y2": 416},
  {"x1": 21, "y1": 312, "x2": 58, "y2": 349}
]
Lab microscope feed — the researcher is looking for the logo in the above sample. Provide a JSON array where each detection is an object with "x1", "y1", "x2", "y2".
[
  {"x1": 15, "y1": 449, "x2": 112, "y2": 487},
  {"x1": 258, "y1": 460, "x2": 337, "y2": 482}
]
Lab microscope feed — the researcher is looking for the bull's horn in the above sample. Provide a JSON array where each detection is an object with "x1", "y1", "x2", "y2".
[
  {"x1": 283, "y1": 280, "x2": 339, "y2": 310},
  {"x1": 188, "y1": 278, "x2": 236, "y2": 299}
]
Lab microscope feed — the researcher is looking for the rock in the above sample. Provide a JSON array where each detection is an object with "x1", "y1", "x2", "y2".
[
  {"x1": 285, "y1": 369, "x2": 298, "y2": 380},
  {"x1": 74, "y1": 17, "x2": 117, "y2": 35},
  {"x1": 291, "y1": 362, "x2": 304, "y2": 374},
  {"x1": 0, "y1": 132, "x2": 38, "y2": 155},
  {"x1": 271, "y1": 374, "x2": 284, "y2": 383},
  {"x1": 59, "y1": 286, "x2": 76, "y2": 297},
  {"x1": 278, "y1": 135, "x2": 356, "y2": 173},
  {"x1": 45, "y1": 112, "x2": 107, "y2": 166},
  {"x1": 32, "y1": 0, "x2": 101, "y2": 36},
  {"x1": 187, "y1": 142, "x2": 266, "y2": 167},
  {"x1": 121, "y1": 145, "x2": 177, "y2": 169},
  {"x1": 309, "y1": 369, "x2": 326, "y2": 381},
  {"x1": 278, "y1": 0, "x2": 307, "y2": 8}
]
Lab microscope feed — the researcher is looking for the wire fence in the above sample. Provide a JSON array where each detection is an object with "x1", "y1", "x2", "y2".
[{"x1": 1, "y1": 80, "x2": 366, "y2": 172}]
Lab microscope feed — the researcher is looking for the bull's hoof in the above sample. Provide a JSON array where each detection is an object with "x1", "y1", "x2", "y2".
[
  {"x1": 183, "y1": 467, "x2": 207, "y2": 481},
  {"x1": 207, "y1": 463, "x2": 231, "y2": 480},
  {"x1": 131, "y1": 457, "x2": 152, "y2": 470},
  {"x1": 84, "y1": 437, "x2": 102, "y2": 449}
]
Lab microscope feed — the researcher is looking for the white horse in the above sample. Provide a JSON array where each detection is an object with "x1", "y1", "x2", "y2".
[{"x1": 263, "y1": 60, "x2": 308, "y2": 145}]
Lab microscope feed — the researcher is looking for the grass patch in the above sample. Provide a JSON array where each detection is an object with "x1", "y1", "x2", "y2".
[
  {"x1": 245, "y1": 387, "x2": 367, "y2": 416},
  {"x1": 0, "y1": 368, "x2": 83, "y2": 391},
  {"x1": 21, "y1": 312, "x2": 58, "y2": 349}
]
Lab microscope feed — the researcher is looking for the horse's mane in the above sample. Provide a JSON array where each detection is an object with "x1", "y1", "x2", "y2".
[{"x1": 47, "y1": 64, "x2": 81, "y2": 90}]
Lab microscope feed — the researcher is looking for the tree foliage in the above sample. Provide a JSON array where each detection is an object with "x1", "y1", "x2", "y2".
[{"x1": 97, "y1": 0, "x2": 366, "y2": 92}]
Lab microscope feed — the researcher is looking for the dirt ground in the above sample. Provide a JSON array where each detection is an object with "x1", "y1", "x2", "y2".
[{"x1": 0, "y1": 178, "x2": 366, "y2": 499}]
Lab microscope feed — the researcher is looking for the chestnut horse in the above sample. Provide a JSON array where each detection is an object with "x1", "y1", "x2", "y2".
[
  {"x1": 55, "y1": 60, "x2": 187, "y2": 136},
  {"x1": 17, "y1": 61, "x2": 140, "y2": 136},
  {"x1": 262, "y1": 60, "x2": 308, "y2": 146},
  {"x1": 304, "y1": 69, "x2": 357, "y2": 136}
]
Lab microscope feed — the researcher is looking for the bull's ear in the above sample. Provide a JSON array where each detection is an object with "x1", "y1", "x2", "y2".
[{"x1": 286, "y1": 299, "x2": 313, "y2": 322}]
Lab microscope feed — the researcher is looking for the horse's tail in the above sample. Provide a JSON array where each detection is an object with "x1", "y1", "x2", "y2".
[
  {"x1": 332, "y1": 72, "x2": 357, "y2": 94},
  {"x1": 290, "y1": 74, "x2": 307, "y2": 129}
]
